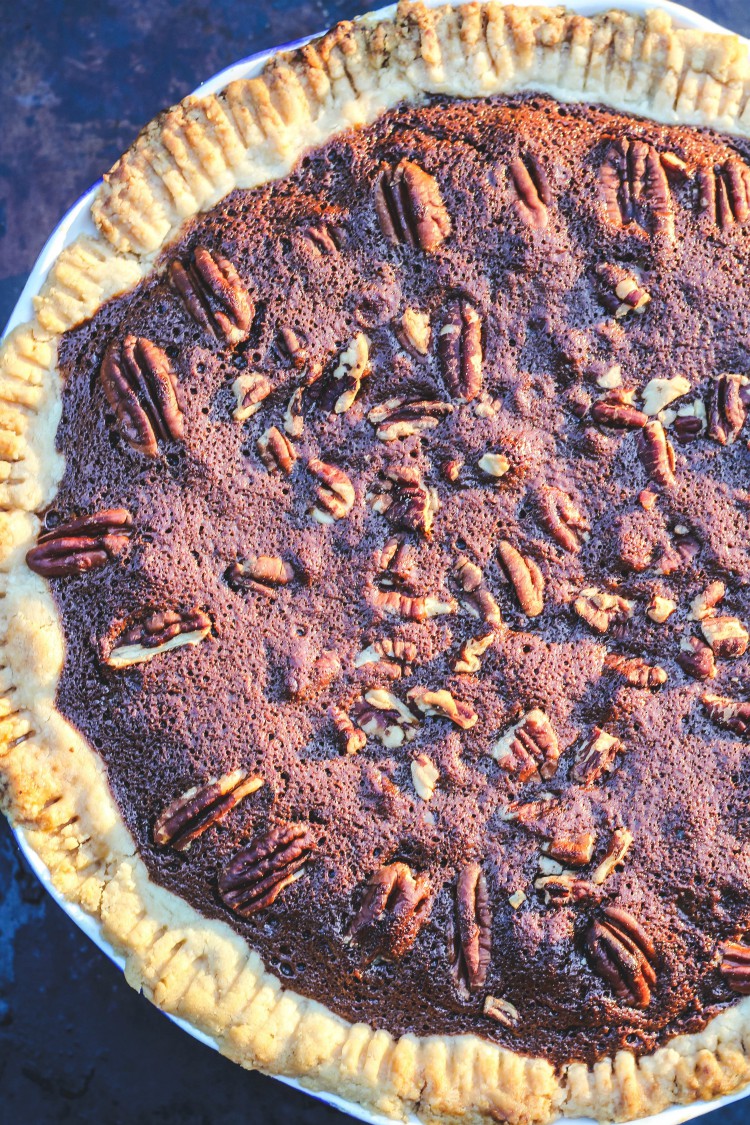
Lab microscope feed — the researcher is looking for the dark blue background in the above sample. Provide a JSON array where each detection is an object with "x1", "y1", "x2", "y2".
[{"x1": 1, "y1": 2, "x2": 749, "y2": 1121}]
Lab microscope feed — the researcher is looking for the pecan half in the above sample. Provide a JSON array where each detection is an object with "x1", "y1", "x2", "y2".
[
  {"x1": 677, "y1": 636, "x2": 717, "y2": 680},
  {"x1": 375, "y1": 536, "x2": 416, "y2": 587},
  {"x1": 592, "y1": 828, "x2": 634, "y2": 885},
  {"x1": 439, "y1": 298, "x2": 483, "y2": 402},
  {"x1": 329, "y1": 704, "x2": 367, "y2": 754},
  {"x1": 368, "y1": 396, "x2": 453, "y2": 441},
  {"x1": 352, "y1": 688, "x2": 419, "y2": 748},
  {"x1": 701, "y1": 615, "x2": 749, "y2": 659},
  {"x1": 455, "y1": 556, "x2": 501, "y2": 626},
  {"x1": 491, "y1": 709, "x2": 560, "y2": 782},
  {"x1": 571, "y1": 728, "x2": 625, "y2": 787},
  {"x1": 702, "y1": 693, "x2": 750, "y2": 736},
  {"x1": 508, "y1": 152, "x2": 551, "y2": 229},
  {"x1": 153, "y1": 769, "x2": 263, "y2": 851},
  {"x1": 301, "y1": 221, "x2": 343, "y2": 255},
  {"x1": 308, "y1": 458, "x2": 355, "y2": 522},
  {"x1": 355, "y1": 637, "x2": 417, "y2": 679},
  {"x1": 105, "y1": 608, "x2": 211, "y2": 668},
  {"x1": 537, "y1": 487, "x2": 589, "y2": 553},
  {"x1": 574, "y1": 587, "x2": 633, "y2": 635},
  {"x1": 227, "y1": 555, "x2": 295, "y2": 595},
  {"x1": 586, "y1": 907, "x2": 657, "y2": 1008},
  {"x1": 719, "y1": 940, "x2": 750, "y2": 994},
  {"x1": 331, "y1": 333, "x2": 370, "y2": 414},
  {"x1": 544, "y1": 833, "x2": 596, "y2": 867},
  {"x1": 697, "y1": 156, "x2": 750, "y2": 229},
  {"x1": 368, "y1": 466, "x2": 437, "y2": 536},
  {"x1": 257, "y1": 426, "x2": 296, "y2": 474},
  {"x1": 26, "y1": 509, "x2": 133, "y2": 578},
  {"x1": 407, "y1": 686, "x2": 478, "y2": 730},
  {"x1": 498, "y1": 541, "x2": 544, "y2": 617},
  {"x1": 590, "y1": 398, "x2": 648, "y2": 429},
  {"x1": 707, "y1": 373, "x2": 749, "y2": 445},
  {"x1": 347, "y1": 862, "x2": 432, "y2": 966},
  {"x1": 101, "y1": 336, "x2": 184, "y2": 457},
  {"x1": 368, "y1": 587, "x2": 456, "y2": 622},
  {"x1": 450, "y1": 863, "x2": 492, "y2": 996},
  {"x1": 535, "y1": 875, "x2": 601, "y2": 906},
  {"x1": 411, "y1": 753, "x2": 439, "y2": 800},
  {"x1": 219, "y1": 824, "x2": 315, "y2": 917},
  {"x1": 600, "y1": 138, "x2": 674, "y2": 237},
  {"x1": 169, "y1": 245, "x2": 254, "y2": 343},
  {"x1": 374, "y1": 159, "x2": 451, "y2": 252},
  {"x1": 454, "y1": 632, "x2": 495, "y2": 674},
  {"x1": 232, "y1": 372, "x2": 272, "y2": 422},
  {"x1": 604, "y1": 652, "x2": 667, "y2": 689}
]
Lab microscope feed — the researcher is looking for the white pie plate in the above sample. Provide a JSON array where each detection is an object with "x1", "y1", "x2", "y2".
[{"x1": 3, "y1": 1, "x2": 750, "y2": 1122}]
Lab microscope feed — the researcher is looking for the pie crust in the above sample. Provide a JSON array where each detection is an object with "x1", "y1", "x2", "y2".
[{"x1": 3, "y1": 4, "x2": 750, "y2": 1122}]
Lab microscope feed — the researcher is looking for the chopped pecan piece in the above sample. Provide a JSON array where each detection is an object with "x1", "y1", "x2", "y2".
[
  {"x1": 647, "y1": 594, "x2": 676, "y2": 623},
  {"x1": 477, "y1": 452, "x2": 510, "y2": 478},
  {"x1": 330, "y1": 333, "x2": 370, "y2": 414},
  {"x1": 677, "y1": 636, "x2": 716, "y2": 681},
  {"x1": 697, "y1": 156, "x2": 750, "y2": 229},
  {"x1": 101, "y1": 336, "x2": 184, "y2": 457},
  {"x1": 368, "y1": 396, "x2": 453, "y2": 441},
  {"x1": 544, "y1": 833, "x2": 596, "y2": 868},
  {"x1": 450, "y1": 863, "x2": 492, "y2": 996},
  {"x1": 537, "y1": 487, "x2": 589, "y2": 553},
  {"x1": 491, "y1": 709, "x2": 560, "y2": 782},
  {"x1": 673, "y1": 414, "x2": 704, "y2": 443},
  {"x1": 355, "y1": 637, "x2": 417, "y2": 679},
  {"x1": 707, "y1": 373, "x2": 749, "y2": 445},
  {"x1": 411, "y1": 753, "x2": 439, "y2": 800},
  {"x1": 600, "y1": 138, "x2": 674, "y2": 237},
  {"x1": 169, "y1": 245, "x2": 254, "y2": 343},
  {"x1": 535, "y1": 875, "x2": 601, "y2": 906},
  {"x1": 368, "y1": 466, "x2": 437, "y2": 536},
  {"x1": 329, "y1": 704, "x2": 367, "y2": 755},
  {"x1": 595, "y1": 264, "x2": 651, "y2": 319},
  {"x1": 571, "y1": 728, "x2": 624, "y2": 787},
  {"x1": 277, "y1": 325, "x2": 308, "y2": 368},
  {"x1": 396, "y1": 308, "x2": 431, "y2": 355},
  {"x1": 604, "y1": 652, "x2": 667, "y2": 689},
  {"x1": 105, "y1": 608, "x2": 211, "y2": 668},
  {"x1": 352, "y1": 688, "x2": 419, "y2": 748},
  {"x1": 719, "y1": 940, "x2": 750, "y2": 994},
  {"x1": 586, "y1": 907, "x2": 657, "y2": 1008},
  {"x1": 574, "y1": 587, "x2": 633, "y2": 635},
  {"x1": 498, "y1": 541, "x2": 544, "y2": 617},
  {"x1": 227, "y1": 555, "x2": 295, "y2": 595},
  {"x1": 641, "y1": 375, "x2": 691, "y2": 417},
  {"x1": 441, "y1": 457, "x2": 463, "y2": 482},
  {"x1": 286, "y1": 647, "x2": 341, "y2": 701},
  {"x1": 308, "y1": 458, "x2": 355, "y2": 522},
  {"x1": 375, "y1": 536, "x2": 416, "y2": 586},
  {"x1": 592, "y1": 828, "x2": 634, "y2": 885},
  {"x1": 701, "y1": 615, "x2": 749, "y2": 659},
  {"x1": 283, "y1": 386, "x2": 305, "y2": 438},
  {"x1": 483, "y1": 995, "x2": 519, "y2": 1027},
  {"x1": 301, "y1": 220, "x2": 343, "y2": 255},
  {"x1": 153, "y1": 770, "x2": 263, "y2": 851},
  {"x1": 374, "y1": 159, "x2": 451, "y2": 252},
  {"x1": 453, "y1": 631, "x2": 495, "y2": 674},
  {"x1": 27, "y1": 509, "x2": 133, "y2": 578},
  {"x1": 407, "y1": 686, "x2": 478, "y2": 730},
  {"x1": 590, "y1": 397, "x2": 648, "y2": 429},
  {"x1": 257, "y1": 426, "x2": 296, "y2": 474},
  {"x1": 219, "y1": 824, "x2": 315, "y2": 917},
  {"x1": 368, "y1": 587, "x2": 456, "y2": 622},
  {"x1": 231, "y1": 371, "x2": 272, "y2": 423},
  {"x1": 702, "y1": 693, "x2": 750, "y2": 736},
  {"x1": 689, "y1": 580, "x2": 725, "y2": 621},
  {"x1": 439, "y1": 298, "x2": 483, "y2": 402},
  {"x1": 508, "y1": 152, "x2": 551, "y2": 229},
  {"x1": 347, "y1": 862, "x2": 432, "y2": 968},
  {"x1": 456, "y1": 556, "x2": 501, "y2": 626}
]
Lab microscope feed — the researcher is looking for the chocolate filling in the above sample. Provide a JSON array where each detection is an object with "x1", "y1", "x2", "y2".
[{"x1": 50, "y1": 94, "x2": 750, "y2": 1065}]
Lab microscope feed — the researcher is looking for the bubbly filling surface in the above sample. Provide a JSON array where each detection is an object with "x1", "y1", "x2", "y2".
[{"x1": 51, "y1": 94, "x2": 750, "y2": 1064}]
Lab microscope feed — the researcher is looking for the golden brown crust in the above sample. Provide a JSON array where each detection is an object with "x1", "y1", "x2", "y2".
[{"x1": 3, "y1": 5, "x2": 750, "y2": 1122}]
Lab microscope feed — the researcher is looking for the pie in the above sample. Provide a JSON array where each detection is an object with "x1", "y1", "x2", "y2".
[{"x1": 4, "y1": 3, "x2": 750, "y2": 1122}]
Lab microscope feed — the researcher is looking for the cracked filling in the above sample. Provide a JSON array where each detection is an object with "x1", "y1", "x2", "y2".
[{"x1": 46, "y1": 94, "x2": 750, "y2": 1065}]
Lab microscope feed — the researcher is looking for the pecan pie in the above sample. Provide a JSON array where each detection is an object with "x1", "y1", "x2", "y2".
[{"x1": 4, "y1": 4, "x2": 750, "y2": 1122}]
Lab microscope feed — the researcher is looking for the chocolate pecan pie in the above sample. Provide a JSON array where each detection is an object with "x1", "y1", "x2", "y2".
[{"x1": 4, "y1": 4, "x2": 750, "y2": 1122}]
